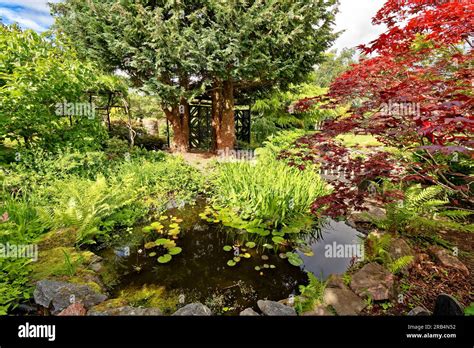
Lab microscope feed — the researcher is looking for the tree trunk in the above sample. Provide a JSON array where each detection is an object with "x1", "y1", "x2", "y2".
[
  {"x1": 211, "y1": 80, "x2": 235, "y2": 152},
  {"x1": 163, "y1": 98, "x2": 190, "y2": 152}
]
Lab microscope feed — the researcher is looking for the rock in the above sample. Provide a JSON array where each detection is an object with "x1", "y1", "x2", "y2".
[
  {"x1": 428, "y1": 246, "x2": 469, "y2": 276},
  {"x1": 34, "y1": 280, "x2": 108, "y2": 314},
  {"x1": 239, "y1": 308, "x2": 260, "y2": 316},
  {"x1": 407, "y1": 306, "x2": 431, "y2": 316},
  {"x1": 57, "y1": 303, "x2": 87, "y2": 316},
  {"x1": 172, "y1": 303, "x2": 212, "y2": 316},
  {"x1": 257, "y1": 300, "x2": 296, "y2": 316},
  {"x1": 326, "y1": 274, "x2": 346, "y2": 289},
  {"x1": 388, "y1": 238, "x2": 414, "y2": 260},
  {"x1": 301, "y1": 305, "x2": 334, "y2": 316},
  {"x1": 351, "y1": 201, "x2": 386, "y2": 223},
  {"x1": 350, "y1": 263, "x2": 395, "y2": 301},
  {"x1": 323, "y1": 287, "x2": 366, "y2": 315},
  {"x1": 88, "y1": 306, "x2": 163, "y2": 316},
  {"x1": 37, "y1": 228, "x2": 78, "y2": 250}
]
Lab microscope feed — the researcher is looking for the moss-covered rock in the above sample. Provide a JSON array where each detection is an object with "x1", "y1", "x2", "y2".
[
  {"x1": 117, "y1": 284, "x2": 179, "y2": 314},
  {"x1": 30, "y1": 246, "x2": 105, "y2": 293},
  {"x1": 37, "y1": 228, "x2": 78, "y2": 250}
]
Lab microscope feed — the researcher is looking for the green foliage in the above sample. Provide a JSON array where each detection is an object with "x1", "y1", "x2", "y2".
[
  {"x1": 0, "y1": 25, "x2": 121, "y2": 150},
  {"x1": 52, "y1": 0, "x2": 339, "y2": 106},
  {"x1": 295, "y1": 271, "x2": 327, "y2": 314},
  {"x1": 211, "y1": 156, "x2": 329, "y2": 229},
  {"x1": 365, "y1": 234, "x2": 414, "y2": 275},
  {"x1": 311, "y1": 48, "x2": 358, "y2": 88},
  {"x1": 388, "y1": 255, "x2": 415, "y2": 275},
  {"x1": 370, "y1": 184, "x2": 473, "y2": 234},
  {"x1": 37, "y1": 175, "x2": 137, "y2": 246},
  {"x1": 0, "y1": 258, "x2": 32, "y2": 315},
  {"x1": 465, "y1": 303, "x2": 474, "y2": 316},
  {"x1": 252, "y1": 83, "x2": 328, "y2": 144}
]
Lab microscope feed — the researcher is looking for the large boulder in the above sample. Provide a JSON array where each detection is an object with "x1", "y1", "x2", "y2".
[
  {"x1": 239, "y1": 308, "x2": 260, "y2": 316},
  {"x1": 88, "y1": 306, "x2": 163, "y2": 316},
  {"x1": 428, "y1": 246, "x2": 469, "y2": 276},
  {"x1": 172, "y1": 303, "x2": 212, "y2": 316},
  {"x1": 34, "y1": 280, "x2": 108, "y2": 314},
  {"x1": 257, "y1": 300, "x2": 296, "y2": 316},
  {"x1": 350, "y1": 263, "x2": 395, "y2": 301},
  {"x1": 323, "y1": 287, "x2": 366, "y2": 315}
]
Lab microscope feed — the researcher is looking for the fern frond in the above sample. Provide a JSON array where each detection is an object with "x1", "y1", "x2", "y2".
[{"x1": 388, "y1": 255, "x2": 414, "y2": 274}]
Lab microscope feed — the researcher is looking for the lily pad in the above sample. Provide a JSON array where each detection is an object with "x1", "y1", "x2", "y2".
[
  {"x1": 286, "y1": 252, "x2": 304, "y2": 267},
  {"x1": 158, "y1": 254, "x2": 172, "y2": 263},
  {"x1": 263, "y1": 243, "x2": 274, "y2": 249},
  {"x1": 279, "y1": 253, "x2": 288, "y2": 259},
  {"x1": 245, "y1": 242, "x2": 256, "y2": 249},
  {"x1": 233, "y1": 257, "x2": 241, "y2": 262},
  {"x1": 270, "y1": 264, "x2": 276, "y2": 269},
  {"x1": 263, "y1": 264, "x2": 270, "y2": 269},
  {"x1": 168, "y1": 247, "x2": 182, "y2": 255},
  {"x1": 242, "y1": 253, "x2": 251, "y2": 259},
  {"x1": 254, "y1": 266, "x2": 261, "y2": 271},
  {"x1": 223, "y1": 245, "x2": 232, "y2": 252},
  {"x1": 227, "y1": 260, "x2": 236, "y2": 267},
  {"x1": 144, "y1": 242, "x2": 156, "y2": 249},
  {"x1": 148, "y1": 252, "x2": 157, "y2": 257},
  {"x1": 272, "y1": 236, "x2": 285, "y2": 244},
  {"x1": 261, "y1": 255, "x2": 269, "y2": 261}
]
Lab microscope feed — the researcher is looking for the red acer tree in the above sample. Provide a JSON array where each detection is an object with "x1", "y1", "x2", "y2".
[{"x1": 292, "y1": 0, "x2": 473, "y2": 215}]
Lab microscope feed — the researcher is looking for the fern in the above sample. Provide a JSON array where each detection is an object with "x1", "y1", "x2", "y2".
[
  {"x1": 370, "y1": 184, "x2": 472, "y2": 234},
  {"x1": 388, "y1": 255, "x2": 414, "y2": 275}
]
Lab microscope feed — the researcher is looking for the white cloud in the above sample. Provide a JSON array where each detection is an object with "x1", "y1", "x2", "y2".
[
  {"x1": 0, "y1": 0, "x2": 59, "y2": 32},
  {"x1": 332, "y1": 0, "x2": 387, "y2": 52}
]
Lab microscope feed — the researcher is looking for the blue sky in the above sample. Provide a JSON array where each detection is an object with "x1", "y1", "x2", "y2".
[{"x1": 0, "y1": 0, "x2": 386, "y2": 52}]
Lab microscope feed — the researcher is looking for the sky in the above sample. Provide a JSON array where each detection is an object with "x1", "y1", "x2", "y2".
[{"x1": 0, "y1": 0, "x2": 387, "y2": 52}]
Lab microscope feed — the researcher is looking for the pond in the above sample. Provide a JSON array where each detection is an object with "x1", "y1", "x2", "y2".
[{"x1": 98, "y1": 198, "x2": 364, "y2": 315}]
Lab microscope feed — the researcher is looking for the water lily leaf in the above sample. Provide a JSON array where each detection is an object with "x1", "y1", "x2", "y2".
[
  {"x1": 263, "y1": 243, "x2": 273, "y2": 249},
  {"x1": 158, "y1": 254, "x2": 172, "y2": 263},
  {"x1": 245, "y1": 242, "x2": 256, "y2": 249},
  {"x1": 272, "y1": 230, "x2": 285, "y2": 237},
  {"x1": 257, "y1": 230, "x2": 270, "y2": 237},
  {"x1": 263, "y1": 264, "x2": 270, "y2": 268},
  {"x1": 148, "y1": 252, "x2": 157, "y2": 257},
  {"x1": 168, "y1": 228, "x2": 180, "y2": 236},
  {"x1": 227, "y1": 260, "x2": 236, "y2": 267},
  {"x1": 272, "y1": 236, "x2": 285, "y2": 244},
  {"x1": 150, "y1": 222, "x2": 163, "y2": 230},
  {"x1": 242, "y1": 253, "x2": 251, "y2": 259},
  {"x1": 233, "y1": 257, "x2": 241, "y2": 262},
  {"x1": 286, "y1": 252, "x2": 304, "y2": 267},
  {"x1": 223, "y1": 245, "x2": 232, "y2": 252},
  {"x1": 144, "y1": 242, "x2": 156, "y2": 249},
  {"x1": 261, "y1": 255, "x2": 269, "y2": 261},
  {"x1": 155, "y1": 238, "x2": 169, "y2": 245},
  {"x1": 168, "y1": 247, "x2": 182, "y2": 255},
  {"x1": 270, "y1": 264, "x2": 276, "y2": 269},
  {"x1": 279, "y1": 253, "x2": 288, "y2": 259},
  {"x1": 254, "y1": 266, "x2": 261, "y2": 271}
]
